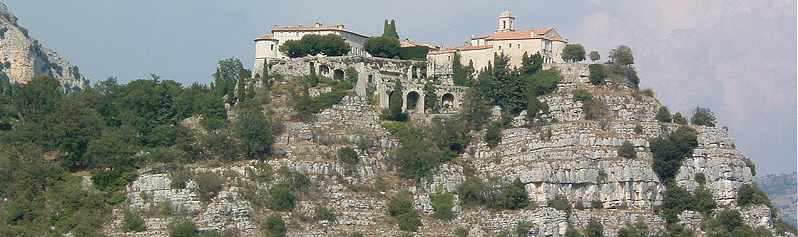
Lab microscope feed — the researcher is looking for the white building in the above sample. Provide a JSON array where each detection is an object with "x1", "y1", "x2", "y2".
[
  {"x1": 253, "y1": 22, "x2": 370, "y2": 77},
  {"x1": 428, "y1": 10, "x2": 568, "y2": 75}
]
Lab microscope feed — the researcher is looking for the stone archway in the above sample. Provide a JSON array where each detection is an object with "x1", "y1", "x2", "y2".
[
  {"x1": 319, "y1": 65, "x2": 330, "y2": 76},
  {"x1": 333, "y1": 69, "x2": 344, "y2": 80},
  {"x1": 441, "y1": 93, "x2": 455, "y2": 112},
  {"x1": 406, "y1": 91, "x2": 421, "y2": 111}
]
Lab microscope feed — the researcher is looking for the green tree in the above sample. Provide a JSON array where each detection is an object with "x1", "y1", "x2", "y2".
[
  {"x1": 423, "y1": 81, "x2": 438, "y2": 112},
  {"x1": 232, "y1": 107, "x2": 273, "y2": 159},
  {"x1": 365, "y1": 36, "x2": 401, "y2": 58},
  {"x1": 610, "y1": 45, "x2": 634, "y2": 65},
  {"x1": 672, "y1": 112, "x2": 688, "y2": 125},
  {"x1": 565, "y1": 225, "x2": 584, "y2": 237},
  {"x1": 169, "y1": 220, "x2": 199, "y2": 237},
  {"x1": 269, "y1": 184, "x2": 295, "y2": 211},
  {"x1": 14, "y1": 76, "x2": 61, "y2": 123},
  {"x1": 496, "y1": 178, "x2": 529, "y2": 210},
  {"x1": 262, "y1": 215, "x2": 286, "y2": 237},
  {"x1": 194, "y1": 172, "x2": 224, "y2": 202},
  {"x1": 661, "y1": 183, "x2": 694, "y2": 223},
  {"x1": 694, "y1": 185, "x2": 716, "y2": 213},
  {"x1": 382, "y1": 19, "x2": 400, "y2": 38},
  {"x1": 585, "y1": 218, "x2": 604, "y2": 237},
  {"x1": 617, "y1": 220, "x2": 648, "y2": 237},
  {"x1": 279, "y1": 40, "x2": 305, "y2": 58},
  {"x1": 122, "y1": 209, "x2": 146, "y2": 232},
  {"x1": 485, "y1": 121, "x2": 503, "y2": 148},
  {"x1": 430, "y1": 192, "x2": 455, "y2": 220},
  {"x1": 387, "y1": 192, "x2": 421, "y2": 231},
  {"x1": 651, "y1": 126, "x2": 698, "y2": 182},
  {"x1": 589, "y1": 51, "x2": 601, "y2": 62},
  {"x1": 87, "y1": 127, "x2": 140, "y2": 191},
  {"x1": 387, "y1": 80, "x2": 406, "y2": 121},
  {"x1": 656, "y1": 106, "x2": 673, "y2": 123},
  {"x1": 588, "y1": 64, "x2": 607, "y2": 85},
  {"x1": 562, "y1": 44, "x2": 586, "y2": 62},
  {"x1": 337, "y1": 147, "x2": 359, "y2": 166},
  {"x1": 737, "y1": 184, "x2": 770, "y2": 206},
  {"x1": 521, "y1": 52, "x2": 544, "y2": 76},
  {"x1": 212, "y1": 58, "x2": 249, "y2": 104},
  {"x1": 690, "y1": 107, "x2": 716, "y2": 127}
]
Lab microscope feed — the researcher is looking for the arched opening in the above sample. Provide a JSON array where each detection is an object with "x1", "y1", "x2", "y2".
[
  {"x1": 333, "y1": 69, "x2": 344, "y2": 80},
  {"x1": 441, "y1": 93, "x2": 455, "y2": 112},
  {"x1": 406, "y1": 91, "x2": 420, "y2": 111},
  {"x1": 320, "y1": 65, "x2": 330, "y2": 76}
]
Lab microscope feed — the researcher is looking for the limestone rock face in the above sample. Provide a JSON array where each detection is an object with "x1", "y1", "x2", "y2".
[{"x1": 0, "y1": 3, "x2": 87, "y2": 89}]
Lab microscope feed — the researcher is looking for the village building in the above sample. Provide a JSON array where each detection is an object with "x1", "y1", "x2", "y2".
[
  {"x1": 428, "y1": 10, "x2": 568, "y2": 75},
  {"x1": 253, "y1": 22, "x2": 370, "y2": 75}
]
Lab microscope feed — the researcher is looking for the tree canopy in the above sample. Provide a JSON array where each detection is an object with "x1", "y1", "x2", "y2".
[
  {"x1": 279, "y1": 34, "x2": 351, "y2": 58},
  {"x1": 562, "y1": 44, "x2": 586, "y2": 62}
]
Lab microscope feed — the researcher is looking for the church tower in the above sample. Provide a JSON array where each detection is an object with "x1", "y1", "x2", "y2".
[{"x1": 498, "y1": 10, "x2": 515, "y2": 32}]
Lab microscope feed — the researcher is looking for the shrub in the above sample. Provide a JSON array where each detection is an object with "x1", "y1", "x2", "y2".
[
  {"x1": 232, "y1": 107, "x2": 273, "y2": 159},
  {"x1": 656, "y1": 106, "x2": 672, "y2": 123},
  {"x1": 315, "y1": 206, "x2": 336, "y2": 223},
  {"x1": 585, "y1": 218, "x2": 604, "y2": 237},
  {"x1": 565, "y1": 225, "x2": 584, "y2": 237},
  {"x1": 547, "y1": 194, "x2": 571, "y2": 213},
  {"x1": 575, "y1": 201, "x2": 586, "y2": 210},
  {"x1": 651, "y1": 126, "x2": 698, "y2": 182},
  {"x1": 694, "y1": 186, "x2": 716, "y2": 214},
  {"x1": 515, "y1": 221, "x2": 535, "y2": 237},
  {"x1": 661, "y1": 183, "x2": 694, "y2": 224},
  {"x1": 122, "y1": 209, "x2": 146, "y2": 232},
  {"x1": 337, "y1": 147, "x2": 359, "y2": 166},
  {"x1": 588, "y1": 64, "x2": 607, "y2": 85},
  {"x1": 387, "y1": 192, "x2": 421, "y2": 231},
  {"x1": 589, "y1": 51, "x2": 600, "y2": 62},
  {"x1": 387, "y1": 80, "x2": 407, "y2": 121},
  {"x1": 737, "y1": 184, "x2": 770, "y2": 206},
  {"x1": 458, "y1": 176, "x2": 487, "y2": 207},
  {"x1": 262, "y1": 215, "x2": 286, "y2": 237},
  {"x1": 494, "y1": 179, "x2": 529, "y2": 210},
  {"x1": 365, "y1": 36, "x2": 400, "y2": 59},
  {"x1": 430, "y1": 192, "x2": 455, "y2": 220},
  {"x1": 485, "y1": 121, "x2": 503, "y2": 148},
  {"x1": 695, "y1": 173, "x2": 706, "y2": 185},
  {"x1": 672, "y1": 112, "x2": 687, "y2": 125},
  {"x1": 194, "y1": 172, "x2": 224, "y2": 202},
  {"x1": 170, "y1": 168, "x2": 192, "y2": 189},
  {"x1": 591, "y1": 200, "x2": 603, "y2": 209},
  {"x1": 454, "y1": 227, "x2": 470, "y2": 237},
  {"x1": 169, "y1": 220, "x2": 199, "y2": 237},
  {"x1": 573, "y1": 89, "x2": 593, "y2": 102},
  {"x1": 269, "y1": 184, "x2": 295, "y2": 211},
  {"x1": 399, "y1": 46, "x2": 429, "y2": 60},
  {"x1": 562, "y1": 44, "x2": 586, "y2": 62},
  {"x1": 617, "y1": 220, "x2": 648, "y2": 237},
  {"x1": 690, "y1": 107, "x2": 716, "y2": 127},
  {"x1": 618, "y1": 141, "x2": 637, "y2": 159}
]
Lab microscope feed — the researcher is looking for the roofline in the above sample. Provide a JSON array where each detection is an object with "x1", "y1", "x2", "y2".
[{"x1": 271, "y1": 27, "x2": 370, "y2": 38}]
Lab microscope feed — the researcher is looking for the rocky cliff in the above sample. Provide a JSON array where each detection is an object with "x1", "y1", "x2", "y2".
[
  {"x1": 97, "y1": 59, "x2": 796, "y2": 237},
  {"x1": 0, "y1": 2, "x2": 86, "y2": 89}
]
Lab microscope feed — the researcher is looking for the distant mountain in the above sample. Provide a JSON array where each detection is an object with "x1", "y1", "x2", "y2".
[
  {"x1": 0, "y1": 2, "x2": 87, "y2": 89},
  {"x1": 756, "y1": 172, "x2": 797, "y2": 228}
]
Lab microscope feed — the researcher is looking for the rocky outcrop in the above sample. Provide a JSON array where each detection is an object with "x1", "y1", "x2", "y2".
[{"x1": 0, "y1": 3, "x2": 87, "y2": 89}]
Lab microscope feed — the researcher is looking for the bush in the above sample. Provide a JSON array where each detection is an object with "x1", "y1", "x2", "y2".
[
  {"x1": 585, "y1": 218, "x2": 604, "y2": 237},
  {"x1": 617, "y1": 220, "x2": 648, "y2": 237},
  {"x1": 690, "y1": 107, "x2": 716, "y2": 127},
  {"x1": 122, "y1": 209, "x2": 146, "y2": 232},
  {"x1": 399, "y1": 46, "x2": 429, "y2": 60},
  {"x1": 633, "y1": 124, "x2": 644, "y2": 134},
  {"x1": 485, "y1": 121, "x2": 503, "y2": 148},
  {"x1": 672, "y1": 112, "x2": 687, "y2": 125},
  {"x1": 269, "y1": 184, "x2": 295, "y2": 211},
  {"x1": 337, "y1": 147, "x2": 359, "y2": 166},
  {"x1": 651, "y1": 126, "x2": 698, "y2": 182},
  {"x1": 656, "y1": 106, "x2": 672, "y2": 123},
  {"x1": 515, "y1": 221, "x2": 535, "y2": 237},
  {"x1": 458, "y1": 175, "x2": 487, "y2": 207},
  {"x1": 562, "y1": 44, "x2": 586, "y2": 62},
  {"x1": 547, "y1": 194, "x2": 571, "y2": 213},
  {"x1": 565, "y1": 225, "x2": 584, "y2": 237},
  {"x1": 492, "y1": 178, "x2": 529, "y2": 210},
  {"x1": 315, "y1": 206, "x2": 336, "y2": 223},
  {"x1": 572, "y1": 89, "x2": 593, "y2": 102},
  {"x1": 431, "y1": 192, "x2": 455, "y2": 220},
  {"x1": 454, "y1": 227, "x2": 470, "y2": 237},
  {"x1": 262, "y1": 215, "x2": 286, "y2": 237},
  {"x1": 169, "y1": 220, "x2": 199, "y2": 237},
  {"x1": 365, "y1": 36, "x2": 400, "y2": 58},
  {"x1": 232, "y1": 107, "x2": 273, "y2": 159},
  {"x1": 694, "y1": 186, "x2": 716, "y2": 214},
  {"x1": 588, "y1": 64, "x2": 607, "y2": 85},
  {"x1": 279, "y1": 34, "x2": 351, "y2": 58},
  {"x1": 737, "y1": 184, "x2": 770, "y2": 207},
  {"x1": 387, "y1": 192, "x2": 421, "y2": 231},
  {"x1": 589, "y1": 51, "x2": 601, "y2": 62},
  {"x1": 660, "y1": 183, "x2": 694, "y2": 224},
  {"x1": 194, "y1": 172, "x2": 224, "y2": 202},
  {"x1": 591, "y1": 200, "x2": 603, "y2": 209},
  {"x1": 618, "y1": 141, "x2": 637, "y2": 159}
]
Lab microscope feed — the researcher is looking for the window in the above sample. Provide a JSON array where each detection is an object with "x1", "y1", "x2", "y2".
[{"x1": 270, "y1": 44, "x2": 274, "y2": 51}]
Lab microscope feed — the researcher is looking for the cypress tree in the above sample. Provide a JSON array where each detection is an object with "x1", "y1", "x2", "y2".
[{"x1": 389, "y1": 80, "x2": 404, "y2": 121}]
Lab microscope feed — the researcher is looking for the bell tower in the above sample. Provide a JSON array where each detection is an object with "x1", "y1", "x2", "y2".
[{"x1": 498, "y1": 10, "x2": 515, "y2": 32}]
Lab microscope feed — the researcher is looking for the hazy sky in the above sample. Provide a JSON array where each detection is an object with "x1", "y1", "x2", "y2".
[{"x1": 6, "y1": 1, "x2": 796, "y2": 175}]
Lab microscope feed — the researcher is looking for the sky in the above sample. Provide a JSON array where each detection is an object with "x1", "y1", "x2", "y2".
[{"x1": 5, "y1": 0, "x2": 796, "y2": 175}]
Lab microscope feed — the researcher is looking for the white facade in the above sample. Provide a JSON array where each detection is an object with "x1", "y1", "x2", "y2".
[{"x1": 253, "y1": 23, "x2": 370, "y2": 76}]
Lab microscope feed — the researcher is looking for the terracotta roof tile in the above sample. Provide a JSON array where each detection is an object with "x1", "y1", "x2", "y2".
[{"x1": 471, "y1": 28, "x2": 564, "y2": 42}]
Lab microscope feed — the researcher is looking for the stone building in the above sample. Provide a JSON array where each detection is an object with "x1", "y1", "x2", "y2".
[
  {"x1": 427, "y1": 10, "x2": 568, "y2": 76},
  {"x1": 253, "y1": 22, "x2": 370, "y2": 76}
]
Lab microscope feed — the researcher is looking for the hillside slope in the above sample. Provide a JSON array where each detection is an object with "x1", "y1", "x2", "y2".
[
  {"x1": 0, "y1": 2, "x2": 86, "y2": 89},
  {"x1": 757, "y1": 172, "x2": 798, "y2": 228}
]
